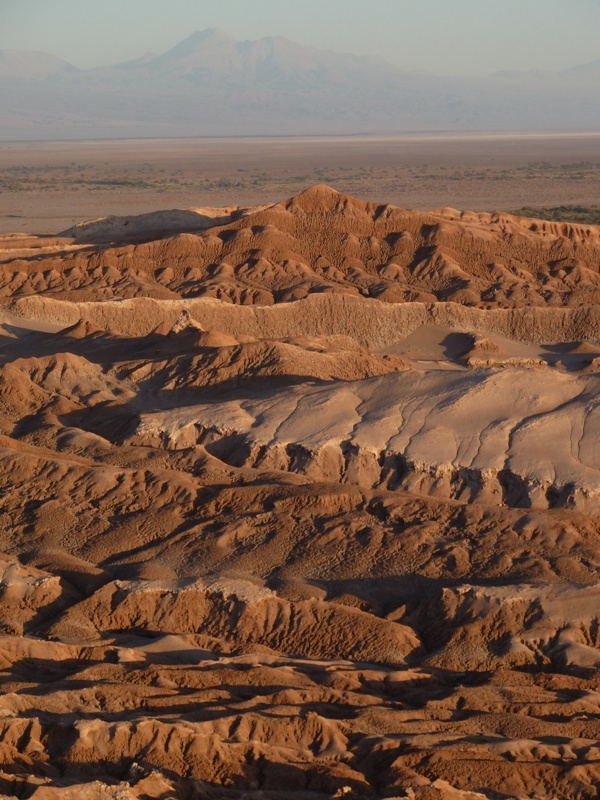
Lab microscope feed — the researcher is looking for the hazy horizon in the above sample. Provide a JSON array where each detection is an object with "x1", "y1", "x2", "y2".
[
  {"x1": 2, "y1": 0, "x2": 599, "y2": 77},
  {"x1": 1, "y1": 2, "x2": 598, "y2": 141}
]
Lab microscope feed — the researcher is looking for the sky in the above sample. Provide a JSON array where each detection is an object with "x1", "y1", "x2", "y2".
[{"x1": 1, "y1": 0, "x2": 599, "y2": 76}]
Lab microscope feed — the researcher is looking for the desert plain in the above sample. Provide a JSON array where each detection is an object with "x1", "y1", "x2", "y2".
[
  {"x1": 0, "y1": 135, "x2": 600, "y2": 799},
  {"x1": 1, "y1": 133, "x2": 599, "y2": 233}
]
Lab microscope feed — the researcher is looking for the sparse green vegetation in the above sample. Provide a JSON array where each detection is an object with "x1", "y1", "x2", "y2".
[
  {"x1": 511, "y1": 205, "x2": 600, "y2": 225},
  {"x1": 0, "y1": 146, "x2": 598, "y2": 235}
]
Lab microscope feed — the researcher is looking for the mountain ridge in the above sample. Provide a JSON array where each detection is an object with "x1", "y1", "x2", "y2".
[
  {"x1": 0, "y1": 30, "x2": 598, "y2": 139},
  {"x1": 106, "y1": 28, "x2": 400, "y2": 88},
  {"x1": 0, "y1": 48, "x2": 77, "y2": 79},
  {"x1": 4, "y1": 30, "x2": 597, "y2": 81}
]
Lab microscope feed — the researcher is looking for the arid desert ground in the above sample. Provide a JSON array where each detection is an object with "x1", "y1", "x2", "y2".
[
  {"x1": 1, "y1": 133, "x2": 599, "y2": 233},
  {"x1": 1, "y1": 136, "x2": 600, "y2": 799}
]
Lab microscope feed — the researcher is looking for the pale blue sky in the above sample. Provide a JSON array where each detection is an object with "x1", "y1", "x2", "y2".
[{"x1": 1, "y1": 0, "x2": 599, "y2": 76}]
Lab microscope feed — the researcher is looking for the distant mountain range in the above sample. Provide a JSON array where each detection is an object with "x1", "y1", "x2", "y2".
[{"x1": 0, "y1": 29, "x2": 598, "y2": 140}]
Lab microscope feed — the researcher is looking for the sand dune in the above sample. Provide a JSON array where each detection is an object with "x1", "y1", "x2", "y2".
[
  {"x1": 60, "y1": 205, "x2": 260, "y2": 245},
  {"x1": 1, "y1": 188, "x2": 600, "y2": 798}
]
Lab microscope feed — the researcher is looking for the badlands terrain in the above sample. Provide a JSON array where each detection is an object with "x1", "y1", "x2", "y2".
[{"x1": 1, "y1": 184, "x2": 600, "y2": 798}]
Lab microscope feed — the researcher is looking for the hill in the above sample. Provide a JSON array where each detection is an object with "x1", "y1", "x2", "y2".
[{"x1": 2, "y1": 184, "x2": 599, "y2": 310}]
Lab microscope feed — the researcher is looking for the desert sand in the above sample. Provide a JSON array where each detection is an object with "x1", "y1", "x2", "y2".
[{"x1": 1, "y1": 186, "x2": 600, "y2": 799}]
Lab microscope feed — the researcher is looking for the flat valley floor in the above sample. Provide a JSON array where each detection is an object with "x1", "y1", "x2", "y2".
[{"x1": 1, "y1": 132, "x2": 599, "y2": 234}]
